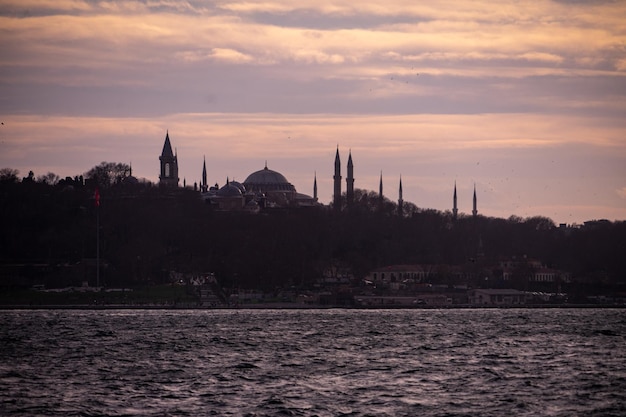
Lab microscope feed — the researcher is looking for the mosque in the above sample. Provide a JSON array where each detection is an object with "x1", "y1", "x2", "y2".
[
  {"x1": 158, "y1": 131, "x2": 477, "y2": 216},
  {"x1": 158, "y1": 131, "x2": 317, "y2": 211}
]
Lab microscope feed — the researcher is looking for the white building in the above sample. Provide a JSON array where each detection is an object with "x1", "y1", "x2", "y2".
[{"x1": 469, "y1": 288, "x2": 528, "y2": 305}]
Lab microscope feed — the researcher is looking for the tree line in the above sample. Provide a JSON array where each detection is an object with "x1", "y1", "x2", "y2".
[{"x1": 1, "y1": 163, "x2": 624, "y2": 296}]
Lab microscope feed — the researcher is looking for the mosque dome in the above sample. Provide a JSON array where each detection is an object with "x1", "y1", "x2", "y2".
[
  {"x1": 216, "y1": 183, "x2": 243, "y2": 197},
  {"x1": 229, "y1": 180, "x2": 247, "y2": 194},
  {"x1": 243, "y1": 165, "x2": 296, "y2": 194}
]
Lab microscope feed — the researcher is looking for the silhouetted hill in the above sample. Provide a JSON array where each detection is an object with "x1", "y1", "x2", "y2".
[{"x1": 1, "y1": 171, "x2": 624, "y2": 298}]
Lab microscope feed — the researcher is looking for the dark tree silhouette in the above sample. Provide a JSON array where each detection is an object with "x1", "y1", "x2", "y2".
[
  {"x1": 85, "y1": 162, "x2": 131, "y2": 189},
  {"x1": 0, "y1": 165, "x2": 624, "y2": 302}
]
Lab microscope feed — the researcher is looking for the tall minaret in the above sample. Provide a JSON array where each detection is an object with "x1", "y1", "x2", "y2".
[
  {"x1": 398, "y1": 176, "x2": 403, "y2": 216},
  {"x1": 333, "y1": 147, "x2": 342, "y2": 209},
  {"x1": 159, "y1": 131, "x2": 179, "y2": 188},
  {"x1": 453, "y1": 181, "x2": 458, "y2": 220},
  {"x1": 472, "y1": 184, "x2": 478, "y2": 217},
  {"x1": 346, "y1": 150, "x2": 354, "y2": 206},
  {"x1": 313, "y1": 172, "x2": 318, "y2": 202},
  {"x1": 379, "y1": 171, "x2": 384, "y2": 202},
  {"x1": 201, "y1": 156, "x2": 207, "y2": 192}
]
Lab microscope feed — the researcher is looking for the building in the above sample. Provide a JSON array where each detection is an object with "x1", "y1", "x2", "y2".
[
  {"x1": 469, "y1": 288, "x2": 528, "y2": 305},
  {"x1": 201, "y1": 164, "x2": 318, "y2": 211},
  {"x1": 472, "y1": 184, "x2": 478, "y2": 217},
  {"x1": 158, "y1": 133, "x2": 481, "y2": 214},
  {"x1": 346, "y1": 150, "x2": 354, "y2": 206},
  {"x1": 369, "y1": 264, "x2": 430, "y2": 285},
  {"x1": 159, "y1": 131, "x2": 179, "y2": 188},
  {"x1": 159, "y1": 133, "x2": 317, "y2": 210},
  {"x1": 497, "y1": 257, "x2": 571, "y2": 284},
  {"x1": 333, "y1": 147, "x2": 342, "y2": 209}
]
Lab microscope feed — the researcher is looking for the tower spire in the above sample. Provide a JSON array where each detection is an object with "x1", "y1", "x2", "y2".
[
  {"x1": 346, "y1": 150, "x2": 354, "y2": 206},
  {"x1": 159, "y1": 131, "x2": 179, "y2": 188},
  {"x1": 453, "y1": 181, "x2": 458, "y2": 220},
  {"x1": 472, "y1": 183, "x2": 478, "y2": 217},
  {"x1": 313, "y1": 171, "x2": 318, "y2": 202},
  {"x1": 379, "y1": 171, "x2": 383, "y2": 200},
  {"x1": 201, "y1": 156, "x2": 207, "y2": 192},
  {"x1": 333, "y1": 146, "x2": 342, "y2": 210},
  {"x1": 398, "y1": 175, "x2": 403, "y2": 216}
]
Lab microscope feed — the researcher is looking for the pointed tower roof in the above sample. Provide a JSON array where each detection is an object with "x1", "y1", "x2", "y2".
[
  {"x1": 398, "y1": 175, "x2": 404, "y2": 216},
  {"x1": 472, "y1": 183, "x2": 478, "y2": 217},
  {"x1": 202, "y1": 156, "x2": 207, "y2": 187},
  {"x1": 161, "y1": 131, "x2": 174, "y2": 158},
  {"x1": 453, "y1": 181, "x2": 458, "y2": 219},
  {"x1": 333, "y1": 146, "x2": 342, "y2": 210}
]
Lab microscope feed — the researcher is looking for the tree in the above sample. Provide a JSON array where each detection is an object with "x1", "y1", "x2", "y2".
[
  {"x1": 37, "y1": 172, "x2": 60, "y2": 185},
  {"x1": 0, "y1": 168, "x2": 19, "y2": 183},
  {"x1": 525, "y1": 216, "x2": 556, "y2": 231},
  {"x1": 85, "y1": 162, "x2": 131, "y2": 188},
  {"x1": 23, "y1": 171, "x2": 35, "y2": 182}
]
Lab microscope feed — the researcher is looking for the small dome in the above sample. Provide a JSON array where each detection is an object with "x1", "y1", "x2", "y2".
[
  {"x1": 229, "y1": 181, "x2": 246, "y2": 194},
  {"x1": 217, "y1": 183, "x2": 243, "y2": 197},
  {"x1": 124, "y1": 175, "x2": 139, "y2": 185}
]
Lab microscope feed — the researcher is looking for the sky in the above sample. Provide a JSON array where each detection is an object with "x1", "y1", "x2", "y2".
[{"x1": 1, "y1": 0, "x2": 625, "y2": 225}]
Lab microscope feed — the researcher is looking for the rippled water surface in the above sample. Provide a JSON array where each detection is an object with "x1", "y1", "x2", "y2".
[{"x1": 1, "y1": 308, "x2": 625, "y2": 416}]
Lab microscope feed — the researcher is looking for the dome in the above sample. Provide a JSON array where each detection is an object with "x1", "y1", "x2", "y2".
[
  {"x1": 243, "y1": 165, "x2": 296, "y2": 194},
  {"x1": 216, "y1": 183, "x2": 243, "y2": 197},
  {"x1": 229, "y1": 180, "x2": 247, "y2": 194},
  {"x1": 244, "y1": 166, "x2": 289, "y2": 185}
]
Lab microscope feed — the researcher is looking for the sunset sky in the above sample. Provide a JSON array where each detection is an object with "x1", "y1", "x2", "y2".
[{"x1": 1, "y1": 0, "x2": 625, "y2": 224}]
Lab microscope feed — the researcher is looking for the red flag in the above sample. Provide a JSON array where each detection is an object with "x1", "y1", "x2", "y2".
[{"x1": 94, "y1": 187, "x2": 100, "y2": 207}]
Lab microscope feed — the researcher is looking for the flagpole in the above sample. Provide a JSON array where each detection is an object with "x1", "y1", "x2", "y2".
[
  {"x1": 95, "y1": 187, "x2": 100, "y2": 289},
  {"x1": 96, "y1": 205, "x2": 100, "y2": 288}
]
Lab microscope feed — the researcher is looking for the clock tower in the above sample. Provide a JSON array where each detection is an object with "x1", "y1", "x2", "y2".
[{"x1": 159, "y1": 131, "x2": 179, "y2": 188}]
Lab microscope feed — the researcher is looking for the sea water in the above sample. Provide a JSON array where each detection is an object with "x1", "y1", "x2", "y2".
[{"x1": 0, "y1": 308, "x2": 624, "y2": 416}]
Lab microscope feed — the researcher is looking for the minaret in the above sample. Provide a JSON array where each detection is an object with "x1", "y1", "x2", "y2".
[
  {"x1": 333, "y1": 147, "x2": 341, "y2": 209},
  {"x1": 398, "y1": 176, "x2": 403, "y2": 216},
  {"x1": 379, "y1": 171, "x2": 384, "y2": 201},
  {"x1": 159, "y1": 131, "x2": 179, "y2": 188},
  {"x1": 201, "y1": 156, "x2": 207, "y2": 192},
  {"x1": 313, "y1": 172, "x2": 318, "y2": 202},
  {"x1": 346, "y1": 150, "x2": 354, "y2": 206},
  {"x1": 453, "y1": 181, "x2": 458, "y2": 220},
  {"x1": 472, "y1": 184, "x2": 478, "y2": 217}
]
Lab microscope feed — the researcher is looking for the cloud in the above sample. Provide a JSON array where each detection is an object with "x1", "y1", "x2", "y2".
[
  {"x1": 176, "y1": 48, "x2": 253, "y2": 63},
  {"x1": 618, "y1": 187, "x2": 626, "y2": 199},
  {"x1": 1, "y1": 0, "x2": 625, "y2": 223},
  {"x1": 2, "y1": 0, "x2": 624, "y2": 79}
]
